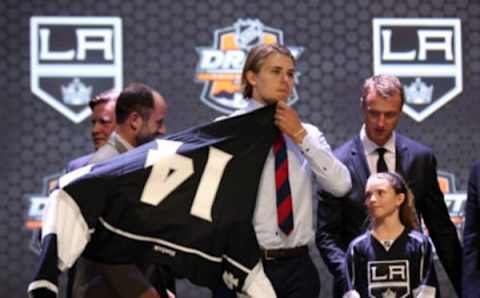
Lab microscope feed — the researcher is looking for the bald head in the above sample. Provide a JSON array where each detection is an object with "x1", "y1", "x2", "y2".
[{"x1": 115, "y1": 83, "x2": 168, "y2": 147}]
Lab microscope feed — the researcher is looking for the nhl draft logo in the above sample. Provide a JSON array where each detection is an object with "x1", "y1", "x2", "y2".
[
  {"x1": 195, "y1": 18, "x2": 303, "y2": 113},
  {"x1": 373, "y1": 18, "x2": 462, "y2": 122},
  {"x1": 420, "y1": 171, "x2": 466, "y2": 257},
  {"x1": 30, "y1": 17, "x2": 123, "y2": 123},
  {"x1": 368, "y1": 260, "x2": 410, "y2": 298},
  {"x1": 24, "y1": 172, "x2": 62, "y2": 254},
  {"x1": 437, "y1": 171, "x2": 466, "y2": 239}
]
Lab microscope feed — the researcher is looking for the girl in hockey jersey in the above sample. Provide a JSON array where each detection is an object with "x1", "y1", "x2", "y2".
[{"x1": 343, "y1": 172, "x2": 437, "y2": 298}]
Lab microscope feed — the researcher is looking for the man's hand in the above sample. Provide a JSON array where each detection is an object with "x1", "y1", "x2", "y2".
[{"x1": 274, "y1": 101, "x2": 306, "y2": 144}]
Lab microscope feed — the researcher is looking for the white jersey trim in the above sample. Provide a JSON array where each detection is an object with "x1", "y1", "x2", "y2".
[
  {"x1": 27, "y1": 279, "x2": 59, "y2": 294},
  {"x1": 41, "y1": 189, "x2": 90, "y2": 271},
  {"x1": 242, "y1": 262, "x2": 276, "y2": 298},
  {"x1": 99, "y1": 217, "x2": 222, "y2": 263}
]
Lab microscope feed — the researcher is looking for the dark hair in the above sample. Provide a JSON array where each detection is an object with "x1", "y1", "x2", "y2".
[
  {"x1": 88, "y1": 89, "x2": 119, "y2": 109},
  {"x1": 115, "y1": 83, "x2": 155, "y2": 124},
  {"x1": 369, "y1": 172, "x2": 419, "y2": 230},
  {"x1": 360, "y1": 74, "x2": 405, "y2": 107},
  {"x1": 241, "y1": 43, "x2": 295, "y2": 98}
]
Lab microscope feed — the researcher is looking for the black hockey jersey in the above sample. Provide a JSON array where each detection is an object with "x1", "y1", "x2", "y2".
[
  {"x1": 28, "y1": 105, "x2": 278, "y2": 298},
  {"x1": 343, "y1": 229, "x2": 437, "y2": 298}
]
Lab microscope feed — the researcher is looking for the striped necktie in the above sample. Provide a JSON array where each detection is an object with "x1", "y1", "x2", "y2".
[{"x1": 273, "y1": 134, "x2": 294, "y2": 235}]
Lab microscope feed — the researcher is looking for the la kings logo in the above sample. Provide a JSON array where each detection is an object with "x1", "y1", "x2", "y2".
[
  {"x1": 30, "y1": 17, "x2": 123, "y2": 123},
  {"x1": 373, "y1": 18, "x2": 463, "y2": 122},
  {"x1": 368, "y1": 260, "x2": 409, "y2": 298},
  {"x1": 195, "y1": 18, "x2": 303, "y2": 113}
]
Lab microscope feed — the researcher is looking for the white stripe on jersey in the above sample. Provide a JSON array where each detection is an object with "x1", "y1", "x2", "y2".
[
  {"x1": 28, "y1": 280, "x2": 59, "y2": 294},
  {"x1": 99, "y1": 217, "x2": 223, "y2": 263}
]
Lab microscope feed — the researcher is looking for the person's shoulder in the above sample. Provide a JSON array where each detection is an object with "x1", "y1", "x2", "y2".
[
  {"x1": 90, "y1": 143, "x2": 119, "y2": 163},
  {"x1": 348, "y1": 231, "x2": 370, "y2": 250},
  {"x1": 407, "y1": 229, "x2": 430, "y2": 245},
  {"x1": 333, "y1": 136, "x2": 357, "y2": 159},
  {"x1": 472, "y1": 160, "x2": 480, "y2": 171},
  {"x1": 301, "y1": 122, "x2": 320, "y2": 133},
  {"x1": 214, "y1": 107, "x2": 249, "y2": 122},
  {"x1": 396, "y1": 133, "x2": 432, "y2": 155},
  {"x1": 66, "y1": 153, "x2": 93, "y2": 172},
  {"x1": 468, "y1": 160, "x2": 480, "y2": 180}
]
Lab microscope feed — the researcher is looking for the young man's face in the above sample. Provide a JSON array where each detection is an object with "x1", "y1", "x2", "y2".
[
  {"x1": 363, "y1": 90, "x2": 402, "y2": 146},
  {"x1": 247, "y1": 52, "x2": 295, "y2": 105}
]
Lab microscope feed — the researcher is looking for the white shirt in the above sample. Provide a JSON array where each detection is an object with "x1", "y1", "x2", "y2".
[
  {"x1": 236, "y1": 100, "x2": 351, "y2": 249},
  {"x1": 360, "y1": 125, "x2": 396, "y2": 174}
]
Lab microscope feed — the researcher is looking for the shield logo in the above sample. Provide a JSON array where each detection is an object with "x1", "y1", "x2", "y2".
[
  {"x1": 368, "y1": 260, "x2": 410, "y2": 298},
  {"x1": 195, "y1": 18, "x2": 303, "y2": 114},
  {"x1": 373, "y1": 18, "x2": 462, "y2": 122},
  {"x1": 30, "y1": 17, "x2": 123, "y2": 123}
]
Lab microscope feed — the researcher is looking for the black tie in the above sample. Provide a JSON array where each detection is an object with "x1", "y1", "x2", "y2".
[{"x1": 376, "y1": 148, "x2": 388, "y2": 173}]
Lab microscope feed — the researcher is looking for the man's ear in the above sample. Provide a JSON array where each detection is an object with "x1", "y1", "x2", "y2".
[{"x1": 128, "y1": 112, "x2": 143, "y2": 132}]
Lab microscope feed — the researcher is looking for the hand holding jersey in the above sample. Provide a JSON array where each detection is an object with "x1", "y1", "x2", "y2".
[{"x1": 274, "y1": 101, "x2": 306, "y2": 144}]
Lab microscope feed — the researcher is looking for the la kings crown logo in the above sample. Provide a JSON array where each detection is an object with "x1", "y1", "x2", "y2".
[
  {"x1": 373, "y1": 18, "x2": 463, "y2": 122},
  {"x1": 195, "y1": 19, "x2": 303, "y2": 113},
  {"x1": 30, "y1": 17, "x2": 123, "y2": 123}
]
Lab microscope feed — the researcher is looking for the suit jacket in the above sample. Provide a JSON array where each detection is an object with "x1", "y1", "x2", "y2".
[
  {"x1": 89, "y1": 132, "x2": 129, "y2": 164},
  {"x1": 316, "y1": 133, "x2": 462, "y2": 297},
  {"x1": 463, "y1": 161, "x2": 480, "y2": 298}
]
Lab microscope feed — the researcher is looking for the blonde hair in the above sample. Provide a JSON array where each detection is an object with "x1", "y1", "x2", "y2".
[
  {"x1": 360, "y1": 74, "x2": 405, "y2": 107},
  {"x1": 241, "y1": 43, "x2": 295, "y2": 98}
]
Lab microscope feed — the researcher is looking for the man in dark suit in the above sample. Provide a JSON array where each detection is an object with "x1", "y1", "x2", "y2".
[
  {"x1": 66, "y1": 89, "x2": 118, "y2": 171},
  {"x1": 72, "y1": 82, "x2": 172, "y2": 298},
  {"x1": 316, "y1": 74, "x2": 462, "y2": 297},
  {"x1": 463, "y1": 160, "x2": 480, "y2": 298}
]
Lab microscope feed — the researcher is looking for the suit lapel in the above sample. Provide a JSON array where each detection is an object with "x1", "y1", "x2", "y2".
[
  {"x1": 350, "y1": 136, "x2": 371, "y2": 185},
  {"x1": 395, "y1": 134, "x2": 409, "y2": 178}
]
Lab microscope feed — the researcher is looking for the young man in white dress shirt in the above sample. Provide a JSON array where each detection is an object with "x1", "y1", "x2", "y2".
[{"x1": 215, "y1": 43, "x2": 351, "y2": 298}]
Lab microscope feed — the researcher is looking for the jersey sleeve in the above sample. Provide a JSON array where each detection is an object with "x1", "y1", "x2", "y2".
[
  {"x1": 343, "y1": 242, "x2": 360, "y2": 298},
  {"x1": 412, "y1": 238, "x2": 437, "y2": 298}
]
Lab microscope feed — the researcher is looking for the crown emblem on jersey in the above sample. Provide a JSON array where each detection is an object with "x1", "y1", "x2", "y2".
[
  {"x1": 234, "y1": 19, "x2": 264, "y2": 51},
  {"x1": 222, "y1": 271, "x2": 239, "y2": 290},
  {"x1": 404, "y1": 78, "x2": 433, "y2": 105},
  {"x1": 61, "y1": 78, "x2": 92, "y2": 106},
  {"x1": 382, "y1": 288, "x2": 396, "y2": 298}
]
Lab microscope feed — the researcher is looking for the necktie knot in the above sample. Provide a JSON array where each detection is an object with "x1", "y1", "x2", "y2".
[
  {"x1": 376, "y1": 147, "x2": 386, "y2": 157},
  {"x1": 376, "y1": 147, "x2": 388, "y2": 173}
]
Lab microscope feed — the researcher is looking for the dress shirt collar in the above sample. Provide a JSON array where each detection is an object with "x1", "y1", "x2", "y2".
[
  {"x1": 245, "y1": 98, "x2": 266, "y2": 112},
  {"x1": 360, "y1": 125, "x2": 396, "y2": 156},
  {"x1": 113, "y1": 132, "x2": 134, "y2": 151}
]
